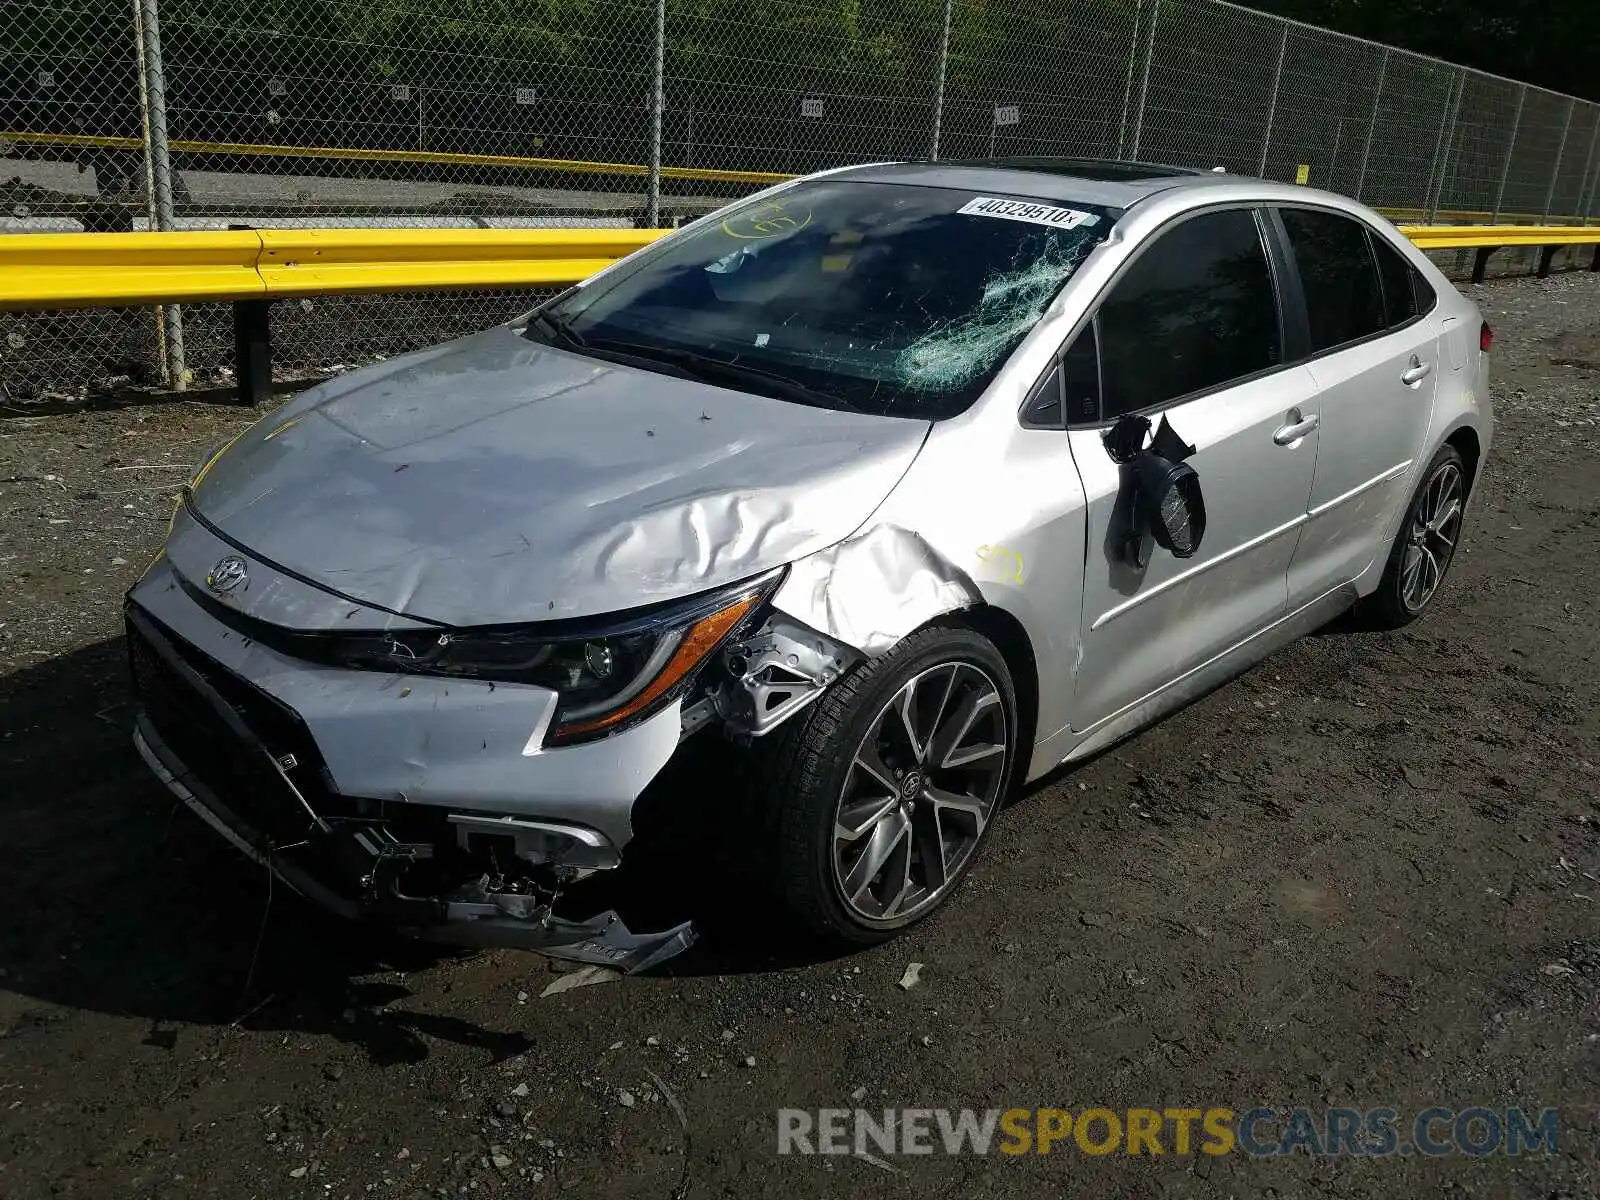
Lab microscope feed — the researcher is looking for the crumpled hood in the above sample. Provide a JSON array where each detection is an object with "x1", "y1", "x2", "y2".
[{"x1": 190, "y1": 325, "x2": 931, "y2": 626}]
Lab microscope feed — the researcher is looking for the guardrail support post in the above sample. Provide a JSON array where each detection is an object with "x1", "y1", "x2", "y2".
[
  {"x1": 1536, "y1": 246, "x2": 1559, "y2": 278},
  {"x1": 929, "y1": 0, "x2": 953, "y2": 161},
  {"x1": 135, "y1": 0, "x2": 186, "y2": 391},
  {"x1": 232, "y1": 300, "x2": 273, "y2": 406},
  {"x1": 1471, "y1": 247, "x2": 1495, "y2": 284}
]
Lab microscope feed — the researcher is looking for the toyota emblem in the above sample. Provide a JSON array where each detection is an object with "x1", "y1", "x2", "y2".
[{"x1": 206, "y1": 555, "x2": 249, "y2": 594}]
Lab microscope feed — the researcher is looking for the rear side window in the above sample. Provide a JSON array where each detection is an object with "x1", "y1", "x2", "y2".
[
  {"x1": 1097, "y1": 209, "x2": 1280, "y2": 419},
  {"x1": 1369, "y1": 232, "x2": 1428, "y2": 327},
  {"x1": 1280, "y1": 208, "x2": 1386, "y2": 351}
]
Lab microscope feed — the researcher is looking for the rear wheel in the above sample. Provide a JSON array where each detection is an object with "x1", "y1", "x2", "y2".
[
  {"x1": 1363, "y1": 444, "x2": 1467, "y2": 628},
  {"x1": 758, "y1": 626, "x2": 1019, "y2": 944}
]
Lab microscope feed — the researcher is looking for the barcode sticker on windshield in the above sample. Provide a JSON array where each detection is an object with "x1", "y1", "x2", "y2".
[{"x1": 957, "y1": 197, "x2": 1099, "y2": 230}]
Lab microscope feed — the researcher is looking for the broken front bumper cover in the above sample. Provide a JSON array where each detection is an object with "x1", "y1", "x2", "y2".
[
  {"x1": 135, "y1": 719, "x2": 695, "y2": 973},
  {"x1": 127, "y1": 605, "x2": 696, "y2": 975}
]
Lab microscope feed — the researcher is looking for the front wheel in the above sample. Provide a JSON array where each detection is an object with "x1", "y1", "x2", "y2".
[
  {"x1": 759, "y1": 626, "x2": 1019, "y2": 944},
  {"x1": 1362, "y1": 444, "x2": 1467, "y2": 628}
]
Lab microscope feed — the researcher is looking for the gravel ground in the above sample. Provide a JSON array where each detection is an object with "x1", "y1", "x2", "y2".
[{"x1": 1, "y1": 272, "x2": 1598, "y2": 1199}]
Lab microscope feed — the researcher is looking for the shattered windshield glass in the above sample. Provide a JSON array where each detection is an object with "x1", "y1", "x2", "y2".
[{"x1": 531, "y1": 181, "x2": 1114, "y2": 418}]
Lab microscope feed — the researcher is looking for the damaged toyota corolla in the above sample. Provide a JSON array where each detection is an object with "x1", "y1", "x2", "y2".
[{"x1": 128, "y1": 158, "x2": 1491, "y2": 971}]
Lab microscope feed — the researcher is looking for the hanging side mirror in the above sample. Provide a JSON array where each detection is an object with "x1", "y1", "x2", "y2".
[
  {"x1": 1131, "y1": 454, "x2": 1206, "y2": 559},
  {"x1": 1105, "y1": 413, "x2": 1206, "y2": 568}
]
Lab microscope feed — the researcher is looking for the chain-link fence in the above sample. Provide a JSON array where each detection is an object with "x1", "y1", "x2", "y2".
[{"x1": 5, "y1": 0, "x2": 1599, "y2": 399}]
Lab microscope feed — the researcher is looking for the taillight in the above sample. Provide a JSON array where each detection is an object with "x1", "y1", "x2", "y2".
[{"x1": 1479, "y1": 321, "x2": 1493, "y2": 353}]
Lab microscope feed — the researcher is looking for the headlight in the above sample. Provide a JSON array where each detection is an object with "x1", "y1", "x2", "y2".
[{"x1": 328, "y1": 570, "x2": 781, "y2": 745}]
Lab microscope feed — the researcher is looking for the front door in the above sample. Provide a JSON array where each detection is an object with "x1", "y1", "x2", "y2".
[{"x1": 1064, "y1": 207, "x2": 1320, "y2": 734}]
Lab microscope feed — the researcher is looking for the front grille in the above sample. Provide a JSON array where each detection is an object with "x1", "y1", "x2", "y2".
[{"x1": 127, "y1": 607, "x2": 325, "y2": 849}]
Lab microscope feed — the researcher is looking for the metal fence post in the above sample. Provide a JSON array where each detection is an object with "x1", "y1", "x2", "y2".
[
  {"x1": 1353, "y1": 48, "x2": 1389, "y2": 203},
  {"x1": 135, "y1": 0, "x2": 186, "y2": 390},
  {"x1": 1580, "y1": 112, "x2": 1600, "y2": 227},
  {"x1": 1116, "y1": 0, "x2": 1143, "y2": 160},
  {"x1": 929, "y1": 0, "x2": 952, "y2": 161},
  {"x1": 1127, "y1": 0, "x2": 1160, "y2": 161},
  {"x1": 1572, "y1": 111, "x2": 1599, "y2": 227},
  {"x1": 1257, "y1": 23, "x2": 1289, "y2": 178},
  {"x1": 129, "y1": 0, "x2": 166, "y2": 373},
  {"x1": 1541, "y1": 96, "x2": 1576, "y2": 224},
  {"x1": 1491, "y1": 85, "x2": 1526, "y2": 224},
  {"x1": 646, "y1": 0, "x2": 665, "y2": 227},
  {"x1": 1424, "y1": 69, "x2": 1465, "y2": 224}
]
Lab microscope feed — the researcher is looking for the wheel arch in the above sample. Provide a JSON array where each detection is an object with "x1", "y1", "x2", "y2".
[
  {"x1": 1444, "y1": 424, "x2": 1482, "y2": 497},
  {"x1": 935, "y1": 603, "x2": 1040, "y2": 781}
]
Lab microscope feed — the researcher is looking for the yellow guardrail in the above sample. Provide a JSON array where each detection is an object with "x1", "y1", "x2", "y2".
[
  {"x1": 1, "y1": 129, "x2": 791, "y2": 187},
  {"x1": 0, "y1": 229, "x2": 265, "y2": 306},
  {"x1": 3, "y1": 224, "x2": 1596, "y2": 311},
  {"x1": 3, "y1": 222, "x2": 1594, "y2": 403},
  {"x1": 0, "y1": 227, "x2": 668, "y2": 308},
  {"x1": 1399, "y1": 223, "x2": 1600, "y2": 249}
]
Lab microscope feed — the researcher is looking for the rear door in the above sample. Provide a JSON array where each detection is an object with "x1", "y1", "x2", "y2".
[
  {"x1": 1273, "y1": 207, "x2": 1442, "y2": 605},
  {"x1": 1064, "y1": 206, "x2": 1321, "y2": 734}
]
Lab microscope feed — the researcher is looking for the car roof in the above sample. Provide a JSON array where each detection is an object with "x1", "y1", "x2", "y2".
[{"x1": 821, "y1": 158, "x2": 1245, "y2": 211}]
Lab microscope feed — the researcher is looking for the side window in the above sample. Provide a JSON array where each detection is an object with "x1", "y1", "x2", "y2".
[
  {"x1": 1369, "y1": 232, "x2": 1422, "y2": 328},
  {"x1": 1020, "y1": 324, "x2": 1101, "y2": 427},
  {"x1": 1279, "y1": 208, "x2": 1386, "y2": 351},
  {"x1": 1021, "y1": 363, "x2": 1063, "y2": 428},
  {"x1": 1098, "y1": 209, "x2": 1280, "y2": 420},
  {"x1": 1062, "y1": 323, "x2": 1100, "y2": 424},
  {"x1": 1411, "y1": 259, "x2": 1437, "y2": 315}
]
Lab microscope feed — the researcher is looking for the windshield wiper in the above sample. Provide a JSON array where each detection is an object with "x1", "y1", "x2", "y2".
[
  {"x1": 582, "y1": 337, "x2": 849, "y2": 410},
  {"x1": 527, "y1": 310, "x2": 587, "y2": 350}
]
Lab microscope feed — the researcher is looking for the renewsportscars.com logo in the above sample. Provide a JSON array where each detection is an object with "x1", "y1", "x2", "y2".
[{"x1": 777, "y1": 1106, "x2": 1560, "y2": 1159}]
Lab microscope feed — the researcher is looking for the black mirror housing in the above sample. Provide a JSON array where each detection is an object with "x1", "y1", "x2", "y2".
[{"x1": 1131, "y1": 454, "x2": 1207, "y2": 559}]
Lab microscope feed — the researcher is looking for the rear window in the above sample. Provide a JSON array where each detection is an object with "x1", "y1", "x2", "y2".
[
  {"x1": 1280, "y1": 208, "x2": 1387, "y2": 352},
  {"x1": 1369, "y1": 232, "x2": 1429, "y2": 327},
  {"x1": 532, "y1": 181, "x2": 1113, "y2": 418}
]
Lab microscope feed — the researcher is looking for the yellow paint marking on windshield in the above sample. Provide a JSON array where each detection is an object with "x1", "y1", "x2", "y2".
[
  {"x1": 830, "y1": 229, "x2": 865, "y2": 245},
  {"x1": 820, "y1": 254, "x2": 853, "y2": 272},
  {"x1": 722, "y1": 201, "x2": 812, "y2": 240}
]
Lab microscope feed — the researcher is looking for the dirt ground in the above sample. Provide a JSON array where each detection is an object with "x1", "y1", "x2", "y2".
[{"x1": 1, "y1": 272, "x2": 1598, "y2": 1200}]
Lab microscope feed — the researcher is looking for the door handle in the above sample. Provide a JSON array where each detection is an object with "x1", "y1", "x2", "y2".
[
  {"x1": 1273, "y1": 412, "x2": 1319, "y2": 446},
  {"x1": 1401, "y1": 357, "x2": 1433, "y2": 386}
]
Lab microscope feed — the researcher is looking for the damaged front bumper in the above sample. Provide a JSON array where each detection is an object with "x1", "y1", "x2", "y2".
[{"x1": 126, "y1": 602, "x2": 695, "y2": 974}]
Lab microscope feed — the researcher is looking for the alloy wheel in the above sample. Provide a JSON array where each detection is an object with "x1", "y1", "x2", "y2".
[
  {"x1": 831, "y1": 662, "x2": 1009, "y2": 925},
  {"x1": 1400, "y1": 460, "x2": 1464, "y2": 613}
]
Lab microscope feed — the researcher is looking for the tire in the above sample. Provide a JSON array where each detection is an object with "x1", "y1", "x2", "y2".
[
  {"x1": 1361, "y1": 443, "x2": 1468, "y2": 629},
  {"x1": 755, "y1": 625, "x2": 1020, "y2": 945}
]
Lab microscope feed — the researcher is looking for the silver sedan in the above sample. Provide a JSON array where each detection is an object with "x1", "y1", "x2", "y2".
[{"x1": 128, "y1": 158, "x2": 1492, "y2": 968}]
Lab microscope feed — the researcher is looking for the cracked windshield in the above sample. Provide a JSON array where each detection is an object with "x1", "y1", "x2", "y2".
[{"x1": 529, "y1": 181, "x2": 1112, "y2": 417}]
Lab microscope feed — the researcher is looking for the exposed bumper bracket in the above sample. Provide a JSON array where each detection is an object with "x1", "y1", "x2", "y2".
[{"x1": 134, "y1": 718, "x2": 697, "y2": 974}]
